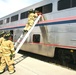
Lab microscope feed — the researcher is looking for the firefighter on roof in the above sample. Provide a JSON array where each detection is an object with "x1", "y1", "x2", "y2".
[
  {"x1": 23, "y1": 9, "x2": 38, "y2": 33},
  {"x1": 0, "y1": 32, "x2": 15, "y2": 74}
]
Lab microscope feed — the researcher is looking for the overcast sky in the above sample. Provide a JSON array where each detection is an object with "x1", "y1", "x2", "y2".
[{"x1": 0, "y1": 0, "x2": 42, "y2": 18}]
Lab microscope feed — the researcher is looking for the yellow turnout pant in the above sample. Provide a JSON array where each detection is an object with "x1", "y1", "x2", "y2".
[
  {"x1": 0, "y1": 46, "x2": 2, "y2": 57},
  {"x1": 0, "y1": 55, "x2": 14, "y2": 72},
  {"x1": 24, "y1": 20, "x2": 34, "y2": 31}
]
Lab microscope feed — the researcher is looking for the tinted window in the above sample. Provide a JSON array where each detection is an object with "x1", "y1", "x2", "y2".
[
  {"x1": 11, "y1": 14, "x2": 18, "y2": 22},
  {"x1": 35, "y1": 7, "x2": 43, "y2": 13},
  {"x1": 58, "y1": 0, "x2": 76, "y2": 11},
  {"x1": 0, "y1": 20, "x2": 3, "y2": 25},
  {"x1": 72, "y1": 0, "x2": 76, "y2": 7},
  {"x1": 35, "y1": 3, "x2": 52, "y2": 14},
  {"x1": 58, "y1": 0, "x2": 71, "y2": 10},
  {"x1": 43, "y1": 3, "x2": 52, "y2": 14},
  {"x1": 20, "y1": 11, "x2": 28, "y2": 19},
  {"x1": 33, "y1": 34, "x2": 40, "y2": 43}
]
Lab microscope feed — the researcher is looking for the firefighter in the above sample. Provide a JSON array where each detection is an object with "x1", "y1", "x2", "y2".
[
  {"x1": 0, "y1": 31, "x2": 6, "y2": 64},
  {"x1": 0, "y1": 32, "x2": 15, "y2": 74},
  {"x1": 35, "y1": 10, "x2": 46, "y2": 21},
  {"x1": 23, "y1": 9, "x2": 38, "y2": 33}
]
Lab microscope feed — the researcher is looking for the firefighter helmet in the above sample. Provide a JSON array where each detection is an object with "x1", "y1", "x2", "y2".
[
  {"x1": 0, "y1": 31, "x2": 6, "y2": 37},
  {"x1": 28, "y1": 9, "x2": 34, "y2": 13},
  {"x1": 0, "y1": 31, "x2": 5, "y2": 35},
  {"x1": 4, "y1": 32, "x2": 11, "y2": 40},
  {"x1": 5, "y1": 32, "x2": 11, "y2": 37},
  {"x1": 35, "y1": 10, "x2": 39, "y2": 13}
]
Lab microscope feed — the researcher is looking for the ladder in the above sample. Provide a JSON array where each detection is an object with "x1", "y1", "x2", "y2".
[{"x1": 15, "y1": 15, "x2": 41, "y2": 54}]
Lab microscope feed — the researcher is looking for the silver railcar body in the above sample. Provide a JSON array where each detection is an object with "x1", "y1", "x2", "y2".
[{"x1": 0, "y1": 0, "x2": 76, "y2": 59}]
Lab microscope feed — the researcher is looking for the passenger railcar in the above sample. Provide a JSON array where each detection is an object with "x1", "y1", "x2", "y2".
[{"x1": 0, "y1": 0, "x2": 76, "y2": 65}]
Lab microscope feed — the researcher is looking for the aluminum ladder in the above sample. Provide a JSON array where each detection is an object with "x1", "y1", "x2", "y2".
[{"x1": 15, "y1": 15, "x2": 41, "y2": 54}]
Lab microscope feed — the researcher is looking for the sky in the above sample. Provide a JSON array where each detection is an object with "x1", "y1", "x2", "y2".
[{"x1": 0, "y1": 0, "x2": 42, "y2": 18}]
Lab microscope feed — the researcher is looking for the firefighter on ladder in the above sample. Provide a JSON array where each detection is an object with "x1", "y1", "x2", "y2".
[
  {"x1": 35, "y1": 10, "x2": 46, "y2": 21},
  {"x1": 0, "y1": 32, "x2": 15, "y2": 74},
  {"x1": 23, "y1": 9, "x2": 38, "y2": 33}
]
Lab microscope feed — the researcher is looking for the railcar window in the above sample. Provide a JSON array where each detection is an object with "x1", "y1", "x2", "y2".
[
  {"x1": 0, "y1": 20, "x2": 3, "y2": 25},
  {"x1": 6, "y1": 18, "x2": 9, "y2": 23},
  {"x1": 58, "y1": 0, "x2": 76, "y2": 10},
  {"x1": 43, "y1": 3, "x2": 52, "y2": 14},
  {"x1": 20, "y1": 11, "x2": 28, "y2": 19},
  {"x1": 35, "y1": 7, "x2": 43, "y2": 13},
  {"x1": 58, "y1": 0, "x2": 70, "y2": 10},
  {"x1": 35, "y1": 3, "x2": 52, "y2": 14},
  {"x1": 33, "y1": 34, "x2": 40, "y2": 43},
  {"x1": 11, "y1": 14, "x2": 18, "y2": 22},
  {"x1": 72, "y1": 0, "x2": 76, "y2": 7}
]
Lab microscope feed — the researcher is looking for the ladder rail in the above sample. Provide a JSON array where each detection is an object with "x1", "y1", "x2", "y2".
[
  {"x1": 15, "y1": 15, "x2": 41, "y2": 54},
  {"x1": 14, "y1": 34, "x2": 23, "y2": 47}
]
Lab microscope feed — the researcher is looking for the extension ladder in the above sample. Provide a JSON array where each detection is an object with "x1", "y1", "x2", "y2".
[{"x1": 15, "y1": 15, "x2": 41, "y2": 54}]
